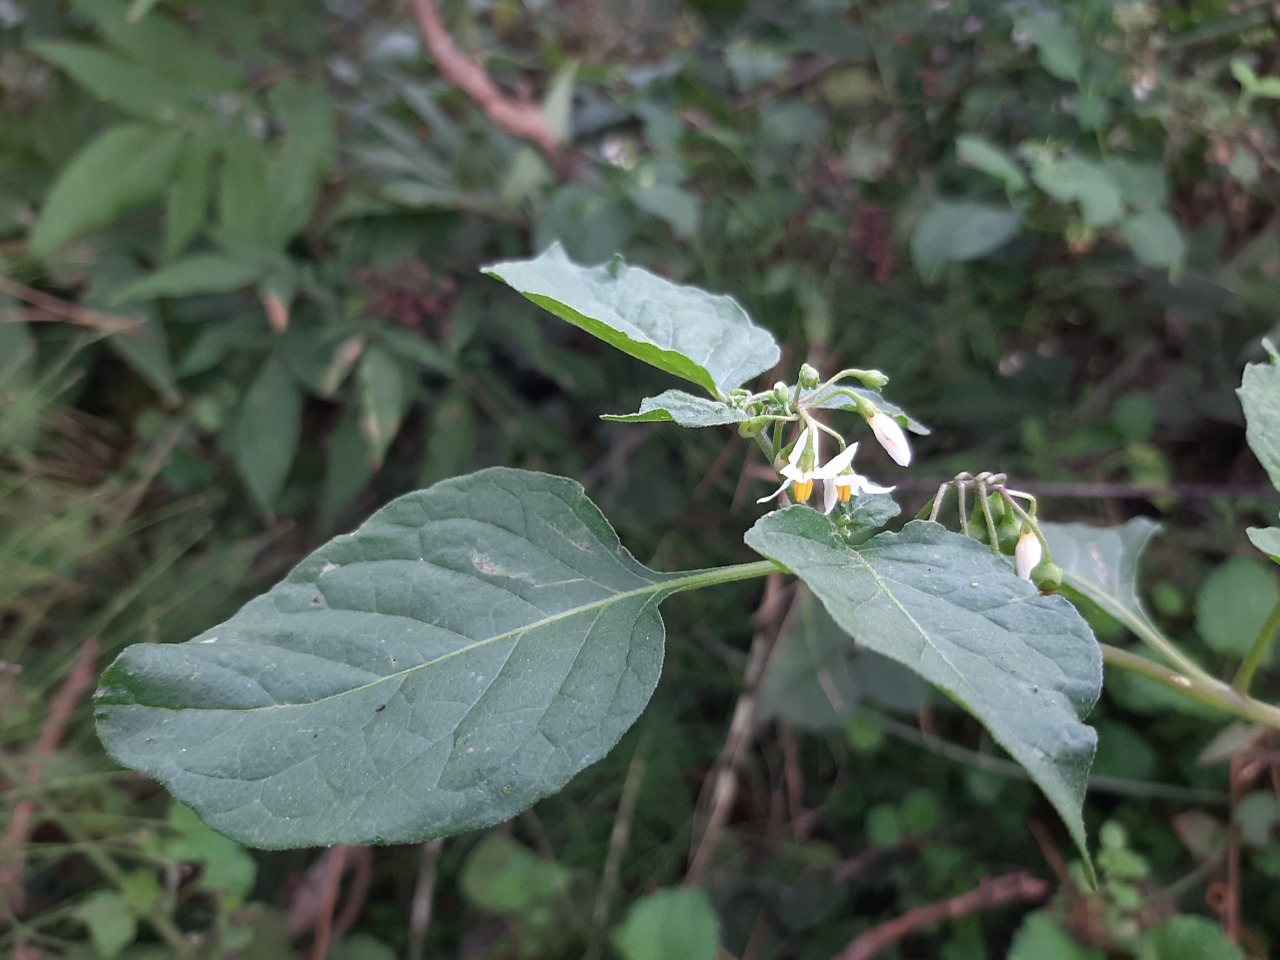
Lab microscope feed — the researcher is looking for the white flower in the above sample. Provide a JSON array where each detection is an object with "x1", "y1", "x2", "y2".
[
  {"x1": 867, "y1": 410, "x2": 912, "y2": 467},
  {"x1": 820, "y1": 444, "x2": 896, "y2": 514},
  {"x1": 758, "y1": 426, "x2": 824, "y2": 505},
  {"x1": 1015, "y1": 529, "x2": 1043, "y2": 580}
]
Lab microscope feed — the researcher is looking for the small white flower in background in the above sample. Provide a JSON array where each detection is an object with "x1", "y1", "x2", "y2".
[
  {"x1": 866, "y1": 410, "x2": 912, "y2": 466},
  {"x1": 1015, "y1": 529, "x2": 1043, "y2": 580},
  {"x1": 821, "y1": 444, "x2": 896, "y2": 515}
]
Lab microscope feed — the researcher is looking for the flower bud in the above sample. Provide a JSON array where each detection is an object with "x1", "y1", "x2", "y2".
[
  {"x1": 1015, "y1": 530, "x2": 1043, "y2": 580},
  {"x1": 798, "y1": 363, "x2": 821, "y2": 388},
  {"x1": 737, "y1": 417, "x2": 770, "y2": 438},
  {"x1": 772, "y1": 383, "x2": 792, "y2": 406},
  {"x1": 867, "y1": 410, "x2": 912, "y2": 466},
  {"x1": 1031, "y1": 560, "x2": 1063, "y2": 593}
]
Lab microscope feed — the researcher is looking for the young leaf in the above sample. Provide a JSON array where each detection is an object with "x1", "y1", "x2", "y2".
[
  {"x1": 94, "y1": 469, "x2": 739, "y2": 847},
  {"x1": 484, "y1": 244, "x2": 780, "y2": 396},
  {"x1": 229, "y1": 355, "x2": 303, "y2": 513},
  {"x1": 745, "y1": 511, "x2": 1102, "y2": 876},
  {"x1": 30, "y1": 124, "x2": 183, "y2": 255},
  {"x1": 32, "y1": 41, "x2": 200, "y2": 121},
  {"x1": 603, "y1": 389, "x2": 750, "y2": 427}
]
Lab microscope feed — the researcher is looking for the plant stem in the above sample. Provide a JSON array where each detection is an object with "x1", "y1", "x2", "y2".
[
  {"x1": 673, "y1": 559, "x2": 782, "y2": 594},
  {"x1": 1101, "y1": 643, "x2": 1280, "y2": 730},
  {"x1": 1232, "y1": 596, "x2": 1280, "y2": 693}
]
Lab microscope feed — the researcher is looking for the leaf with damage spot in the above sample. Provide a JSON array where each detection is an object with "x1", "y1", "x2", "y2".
[{"x1": 95, "y1": 468, "x2": 730, "y2": 847}]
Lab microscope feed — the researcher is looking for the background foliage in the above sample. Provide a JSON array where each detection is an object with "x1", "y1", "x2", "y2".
[{"x1": 2, "y1": 0, "x2": 1279, "y2": 957}]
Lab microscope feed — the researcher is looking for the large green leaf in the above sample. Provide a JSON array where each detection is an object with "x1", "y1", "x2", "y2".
[
  {"x1": 30, "y1": 124, "x2": 183, "y2": 255},
  {"x1": 745, "y1": 511, "x2": 1102, "y2": 873},
  {"x1": 602, "y1": 390, "x2": 750, "y2": 427},
  {"x1": 95, "y1": 469, "x2": 730, "y2": 847},
  {"x1": 483, "y1": 244, "x2": 780, "y2": 396},
  {"x1": 1041, "y1": 518, "x2": 1163, "y2": 644}
]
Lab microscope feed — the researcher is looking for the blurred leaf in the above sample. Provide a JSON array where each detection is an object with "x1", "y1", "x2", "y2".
[
  {"x1": 1247, "y1": 527, "x2": 1280, "y2": 565},
  {"x1": 160, "y1": 803, "x2": 257, "y2": 901},
  {"x1": 745, "y1": 513, "x2": 1102, "y2": 877},
  {"x1": 541, "y1": 61, "x2": 577, "y2": 141},
  {"x1": 107, "y1": 307, "x2": 179, "y2": 406},
  {"x1": 229, "y1": 355, "x2": 303, "y2": 513},
  {"x1": 329, "y1": 935, "x2": 397, "y2": 960},
  {"x1": 30, "y1": 123, "x2": 183, "y2": 254},
  {"x1": 32, "y1": 41, "x2": 200, "y2": 121},
  {"x1": 911, "y1": 201, "x2": 1022, "y2": 284},
  {"x1": 417, "y1": 387, "x2": 476, "y2": 487},
  {"x1": 113, "y1": 254, "x2": 267, "y2": 304},
  {"x1": 612, "y1": 888, "x2": 720, "y2": 960},
  {"x1": 1195, "y1": 557, "x2": 1279, "y2": 658},
  {"x1": 459, "y1": 834, "x2": 570, "y2": 917},
  {"x1": 1122, "y1": 210, "x2": 1186, "y2": 271},
  {"x1": 74, "y1": 891, "x2": 137, "y2": 959},
  {"x1": 1015, "y1": 11, "x2": 1082, "y2": 83},
  {"x1": 485, "y1": 244, "x2": 780, "y2": 395},
  {"x1": 320, "y1": 411, "x2": 376, "y2": 528},
  {"x1": 1138, "y1": 916, "x2": 1243, "y2": 960},
  {"x1": 217, "y1": 133, "x2": 274, "y2": 248},
  {"x1": 1042, "y1": 518, "x2": 1164, "y2": 646},
  {"x1": 95, "y1": 469, "x2": 713, "y2": 846},
  {"x1": 266, "y1": 80, "x2": 336, "y2": 241},
  {"x1": 1032, "y1": 157, "x2": 1124, "y2": 227},
  {"x1": 1009, "y1": 912, "x2": 1103, "y2": 960},
  {"x1": 165, "y1": 136, "x2": 214, "y2": 257},
  {"x1": 356, "y1": 344, "x2": 408, "y2": 468},
  {"x1": 1238, "y1": 344, "x2": 1280, "y2": 492},
  {"x1": 957, "y1": 135, "x2": 1027, "y2": 191},
  {"x1": 603, "y1": 390, "x2": 749, "y2": 427},
  {"x1": 627, "y1": 183, "x2": 700, "y2": 240}
]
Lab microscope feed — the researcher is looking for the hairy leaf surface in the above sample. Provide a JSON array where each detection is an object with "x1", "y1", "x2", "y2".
[
  {"x1": 96, "y1": 469, "x2": 712, "y2": 847},
  {"x1": 484, "y1": 244, "x2": 779, "y2": 395},
  {"x1": 746, "y1": 511, "x2": 1101, "y2": 873}
]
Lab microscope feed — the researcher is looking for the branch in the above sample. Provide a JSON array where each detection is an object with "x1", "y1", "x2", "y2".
[
  {"x1": 0, "y1": 637, "x2": 101, "y2": 913},
  {"x1": 833, "y1": 872, "x2": 1050, "y2": 960},
  {"x1": 409, "y1": 0, "x2": 573, "y2": 175}
]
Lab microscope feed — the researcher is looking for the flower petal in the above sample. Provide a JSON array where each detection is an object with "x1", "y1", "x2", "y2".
[
  {"x1": 868, "y1": 411, "x2": 912, "y2": 467},
  {"x1": 813, "y1": 442, "x2": 859, "y2": 479},
  {"x1": 822, "y1": 479, "x2": 838, "y2": 515},
  {"x1": 787, "y1": 427, "x2": 810, "y2": 466},
  {"x1": 757, "y1": 478, "x2": 791, "y2": 504}
]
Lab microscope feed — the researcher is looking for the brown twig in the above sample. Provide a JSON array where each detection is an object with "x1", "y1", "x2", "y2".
[
  {"x1": 685, "y1": 575, "x2": 792, "y2": 885},
  {"x1": 0, "y1": 275, "x2": 141, "y2": 335},
  {"x1": 0, "y1": 636, "x2": 101, "y2": 913},
  {"x1": 832, "y1": 872, "x2": 1051, "y2": 960},
  {"x1": 409, "y1": 0, "x2": 574, "y2": 176},
  {"x1": 407, "y1": 839, "x2": 445, "y2": 960}
]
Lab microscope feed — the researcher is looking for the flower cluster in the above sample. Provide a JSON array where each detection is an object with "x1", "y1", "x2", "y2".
[{"x1": 758, "y1": 413, "x2": 905, "y2": 515}]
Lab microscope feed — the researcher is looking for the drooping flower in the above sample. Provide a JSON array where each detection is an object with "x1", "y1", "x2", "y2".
[
  {"x1": 866, "y1": 410, "x2": 912, "y2": 467},
  {"x1": 820, "y1": 444, "x2": 896, "y2": 514},
  {"x1": 758, "y1": 426, "x2": 823, "y2": 505},
  {"x1": 1015, "y1": 529, "x2": 1043, "y2": 580}
]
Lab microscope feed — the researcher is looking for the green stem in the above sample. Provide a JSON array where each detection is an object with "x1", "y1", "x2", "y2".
[
  {"x1": 672, "y1": 560, "x2": 781, "y2": 594},
  {"x1": 1232, "y1": 596, "x2": 1280, "y2": 693},
  {"x1": 1101, "y1": 644, "x2": 1280, "y2": 730}
]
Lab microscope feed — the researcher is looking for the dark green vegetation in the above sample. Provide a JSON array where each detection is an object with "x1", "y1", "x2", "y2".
[{"x1": 2, "y1": 0, "x2": 1279, "y2": 957}]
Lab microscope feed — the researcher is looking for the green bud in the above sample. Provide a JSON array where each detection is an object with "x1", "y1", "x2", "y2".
[
  {"x1": 859, "y1": 369, "x2": 889, "y2": 390},
  {"x1": 1031, "y1": 560, "x2": 1063, "y2": 593},
  {"x1": 772, "y1": 384, "x2": 792, "y2": 406},
  {"x1": 737, "y1": 417, "x2": 771, "y2": 438},
  {"x1": 798, "y1": 363, "x2": 821, "y2": 388}
]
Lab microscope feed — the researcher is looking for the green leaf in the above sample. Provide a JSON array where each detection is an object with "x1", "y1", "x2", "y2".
[
  {"x1": 744, "y1": 512, "x2": 1101, "y2": 875},
  {"x1": 1238, "y1": 346, "x2": 1280, "y2": 493},
  {"x1": 320, "y1": 412, "x2": 377, "y2": 529},
  {"x1": 1138, "y1": 916, "x2": 1243, "y2": 960},
  {"x1": 459, "y1": 834, "x2": 570, "y2": 917},
  {"x1": 229, "y1": 355, "x2": 303, "y2": 513},
  {"x1": 95, "y1": 469, "x2": 730, "y2": 847},
  {"x1": 217, "y1": 133, "x2": 273, "y2": 248},
  {"x1": 265, "y1": 80, "x2": 336, "y2": 242},
  {"x1": 484, "y1": 244, "x2": 780, "y2": 396},
  {"x1": 1247, "y1": 526, "x2": 1280, "y2": 565},
  {"x1": 1009, "y1": 912, "x2": 1104, "y2": 960},
  {"x1": 806, "y1": 385, "x2": 931, "y2": 436},
  {"x1": 112, "y1": 254, "x2": 267, "y2": 304},
  {"x1": 356, "y1": 344, "x2": 409, "y2": 468},
  {"x1": 165, "y1": 137, "x2": 214, "y2": 257},
  {"x1": 1015, "y1": 11, "x2": 1083, "y2": 83},
  {"x1": 603, "y1": 390, "x2": 750, "y2": 427},
  {"x1": 72, "y1": 0, "x2": 240, "y2": 90},
  {"x1": 612, "y1": 888, "x2": 720, "y2": 960},
  {"x1": 1041, "y1": 518, "x2": 1164, "y2": 645},
  {"x1": 1031, "y1": 157, "x2": 1124, "y2": 228},
  {"x1": 159, "y1": 803, "x2": 257, "y2": 901},
  {"x1": 1121, "y1": 210, "x2": 1186, "y2": 271},
  {"x1": 32, "y1": 41, "x2": 199, "y2": 121},
  {"x1": 1195, "y1": 557, "x2": 1279, "y2": 658},
  {"x1": 956, "y1": 135, "x2": 1028, "y2": 192},
  {"x1": 30, "y1": 123, "x2": 183, "y2": 255},
  {"x1": 627, "y1": 183, "x2": 701, "y2": 239},
  {"x1": 75, "y1": 891, "x2": 137, "y2": 959},
  {"x1": 911, "y1": 201, "x2": 1022, "y2": 284},
  {"x1": 107, "y1": 306, "x2": 179, "y2": 406}
]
